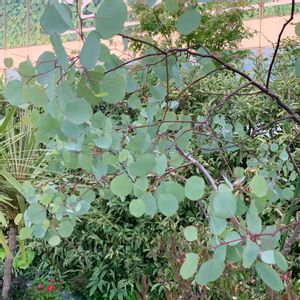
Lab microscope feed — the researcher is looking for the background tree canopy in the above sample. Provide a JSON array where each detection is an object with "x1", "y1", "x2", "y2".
[{"x1": 0, "y1": 0, "x2": 299, "y2": 299}]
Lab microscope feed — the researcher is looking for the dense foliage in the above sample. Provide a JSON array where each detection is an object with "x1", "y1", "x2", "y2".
[{"x1": 0, "y1": 0, "x2": 300, "y2": 299}]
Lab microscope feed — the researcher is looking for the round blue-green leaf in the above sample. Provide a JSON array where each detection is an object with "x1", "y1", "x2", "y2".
[
  {"x1": 183, "y1": 226, "x2": 197, "y2": 242},
  {"x1": 4, "y1": 58, "x2": 13, "y2": 68},
  {"x1": 128, "y1": 94, "x2": 141, "y2": 109},
  {"x1": 180, "y1": 253, "x2": 199, "y2": 280},
  {"x1": 18, "y1": 60, "x2": 36, "y2": 79},
  {"x1": 4, "y1": 80, "x2": 26, "y2": 107},
  {"x1": 110, "y1": 174, "x2": 133, "y2": 197},
  {"x1": 58, "y1": 220, "x2": 74, "y2": 238},
  {"x1": 195, "y1": 259, "x2": 225, "y2": 285},
  {"x1": 36, "y1": 51, "x2": 59, "y2": 85},
  {"x1": 80, "y1": 30, "x2": 101, "y2": 70},
  {"x1": 40, "y1": 3, "x2": 73, "y2": 35},
  {"x1": 176, "y1": 9, "x2": 201, "y2": 35},
  {"x1": 157, "y1": 194, "x2": 178, "y2": 217},
  {"x1": 48, "y1": 235, "x2": 61, "y2": 247},
  {"x1": 164, "y1": 0, "x2": 179, "y2": 14},
  {"x1": 129, "y1": 154, "x2": 155, "y2": 177},
  {"x1": 22, "y1": 86, "x2": 47, "y2": 107},
  {"x1": 65, "y1": 99, "x2": 93, "y2": 125},
  {"x1": 255, "y1": 262, "x2": 284, "y2": 292},
  {"x1": 99, "y1": 73, "x2": 126, "y2": 104},
  {"x1": 27, "y1": 203, "x2": 47, "y2": 225},
  {"x1": 129, "y1": 199, "x2": 146, "y2": 218},
  {"x1": 184, "y1": 176, "x2": 205, "y2": 200},
  {"x1": 157, "y1": 181, "x2": 185, "y2": 202},
  {"x1": 250, "y1": 175, "x2": 268, "y2": 198},
  {"x1": 32, "y1": 224, "x2": 47, "y2": 239},
  {"x1": 95, "y1": 0, "x2": 127, "y2": 39},
  {"x1": 282, "y1": 188, "x2": 294, "y2": 200},
  {"x1": 213, "y1": 191, "x2": 237, "y2": 219},
  {"x1": 142, "y1": 193, "x2": 157, "y2": 216}
]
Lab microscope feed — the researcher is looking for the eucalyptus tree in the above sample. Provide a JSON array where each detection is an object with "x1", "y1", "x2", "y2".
[{"x1": 2, "y1": 0, "x2": 300, "y2": 298}]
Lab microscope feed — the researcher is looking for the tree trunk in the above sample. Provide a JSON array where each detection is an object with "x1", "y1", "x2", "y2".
[{"x1": 1, "y1": 221, "x2": 17, "y2": 300}]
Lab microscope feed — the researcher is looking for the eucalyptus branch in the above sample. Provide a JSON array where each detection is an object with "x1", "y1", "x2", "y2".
[
  {"x1": 175, "y1": 144, "x2": 218, "y2": 191},
  {"x1": 186, "y1": 50, "x2": 300, "y2": 125},
  {"x1": 213, "y1": 220, "x2": 300, "y2": 251},
  {"x1": 282, "y1": 222, "x2": 300, "y2": 255}
]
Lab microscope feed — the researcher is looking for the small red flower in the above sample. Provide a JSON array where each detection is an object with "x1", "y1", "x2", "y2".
[
  {"x1": 47, "y1": 285, "x2": 54, "y2": 292},
  {"x1": 37, "y1": 284, "x2": 43, "y2": 290}
]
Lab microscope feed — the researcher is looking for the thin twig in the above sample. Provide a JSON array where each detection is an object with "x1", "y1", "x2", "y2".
[{"x1": 266, "y1": 0, "x2": 295, "y2": 88}]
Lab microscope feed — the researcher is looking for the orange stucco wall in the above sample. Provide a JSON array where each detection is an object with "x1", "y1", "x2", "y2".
[{"x1": 1, "y1": 14, "x2": 300, "y2": 71}]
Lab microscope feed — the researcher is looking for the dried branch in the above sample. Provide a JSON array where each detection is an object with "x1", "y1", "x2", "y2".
[{"x1": 266, "y1": 0, "x2": 296, "y2": 88}]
